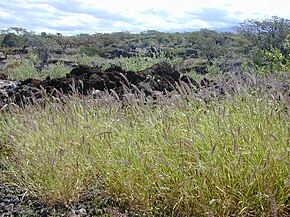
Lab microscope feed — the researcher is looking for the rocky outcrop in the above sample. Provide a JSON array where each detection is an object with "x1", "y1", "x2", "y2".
[{"x1": 0, "y1": 62, "x2": 199, "y2": 106}]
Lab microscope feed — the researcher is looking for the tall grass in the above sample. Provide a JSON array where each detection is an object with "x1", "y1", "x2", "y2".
[
  {"x1": 6, "y1": 60, "x2": 69, "y2": 80},
  {"x1": 1, "y1": 90, "x2": 289, "y2": 216},
  {"x1": 114, "y1": 53, "x2": 183, "y2": 72},
  {"x1": 58, "y1": 53, "x2": 179, "y2": 72},
  {"x1": 6, "y1": 60, "x2": 39, "y2": 80},
  {"x1": 41, "y1": 62, "x2": 69, "y2": 79}
]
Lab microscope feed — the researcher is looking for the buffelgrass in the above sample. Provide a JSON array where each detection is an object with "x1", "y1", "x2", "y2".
[
  {"x1": 6, "y1": 59, "x2": 39, "y2": 80},
  {"x1": 114, "y1": 55, "x2": 160, "y2": 71},
  {"x1": 1, "y1": 87, "x2": 289, "y2": 216},
  {"x1": 6, "y1": 60, "x2": 69, "y2": 80},
  {"x1": 70, "y1": 53, "x2": 182, "y2": 72},
  {"x1": 114, "y1": 54, "x2": 183, "y2": 72},
  {"x1": 41, "y1": 62, "x2": 69, "y2": 79}
]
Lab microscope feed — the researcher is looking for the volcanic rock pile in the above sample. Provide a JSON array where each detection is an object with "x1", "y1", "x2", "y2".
[{"x1": 0, "y1": 62, "x2": 201, "y2": 106}]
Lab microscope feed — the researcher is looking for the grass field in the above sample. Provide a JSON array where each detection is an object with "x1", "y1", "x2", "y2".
[{"x1": 1, "y1": 77, "x2": 289, "y2": 216}]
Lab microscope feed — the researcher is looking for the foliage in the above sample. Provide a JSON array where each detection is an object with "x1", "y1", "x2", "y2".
[
  {"x1": 235, "y1": 16, "x2": 290, "y2": 68},
  {"x1": 52, "y1": 34, "x2": 80, "y2": 51},
  {"x1": 79, "y1": 46, "x2": 101, "y2": 57},
  {"x1": 0, "y1": 26, "x2": 240, "y2": 62},
  {"x1": 253, "y1": 34, "x2": 290, "y2": 74},
  {"x1": 193, "y1": 29, "x2": 227, "y2": 61},
  {"x1": 1, "y1": 33, "x2": 25, "y2": 48},
  {"x1": 206, "y1": 57, "x2": 221, "y2": 75},
  {"x1": 235, "y1": 16, "x2": 290, "y2": 51}
]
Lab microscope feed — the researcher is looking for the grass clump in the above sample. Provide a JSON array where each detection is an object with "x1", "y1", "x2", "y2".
[
  {"x1": 40, "y1": 62, "x2": 69, "y2": 79},
  {"x1": 1, "y1": 93, "x2": 289, "y2": 216},
  {"x1": 6, "y1": 60, "x2": 69, "y2": 80},
  {"x1": 114, "y1": 55, "x2": 167, "y2": 72},
  {"x1": 6, "y1": 59, "x2": 38, "y2": 80},
  {"x1": 113, "y1": 53, "x2": 183, "y2": 72}
]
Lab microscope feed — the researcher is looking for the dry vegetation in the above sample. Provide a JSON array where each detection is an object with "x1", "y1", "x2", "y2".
[{"x1": 1, "y1": 74, "x2": 289, "y2": 216}]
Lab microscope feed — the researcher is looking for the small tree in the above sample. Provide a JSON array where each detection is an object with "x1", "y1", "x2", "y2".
[
  {"x1": 235, "y1": 16, "x2": 290, "y2": 53},
  {"x1": 193, "y1": 29, "x2": 227, "y2": 61},
  {"x1": 1, "y1": 33, "x2": 24, "y2": 48}
]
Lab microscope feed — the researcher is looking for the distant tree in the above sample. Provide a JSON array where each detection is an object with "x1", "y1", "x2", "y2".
[
  {"x1": 141, "y1": 30, "x2": 161, "y2": 35},
  {"x1": 40, "y1": 32, "x2": 47, "y2": 38},
  {"x1": 0, "y1": 27, "x2": 37, "y2": 48},
  {"x1": 142, "y1": 38, "x2": 158, "y2": 48},
  {"x1": 98, "y1": 33, "x2": 122, "y2": 47},
  {"x1": 158, "y1": 34, "x2": 171, "y2": 45},
  {"x1": 8, "y1": 27, "x2": 28, "y2": 36},
  {"x1": 173, "y1": 33, "x2": 186, "y2": 47},
  {"x1": 1, "y1": 32, "x2": 24, "y2": 47},
  {"x1": 0, "y1": 30, "x2": 6, "y2": 45},
  {"x1": 234, "y1": 16, "x2": 290, "y2": 54},
  {"x1": 53, "y1": 34, "x2": 71, "y2": 51},
  {"x1": 193, "y1": 29, "x2": 226, "y2": 61},
  {"x1": 75, "y1": 33, "x2": 95, "y2": 48}
]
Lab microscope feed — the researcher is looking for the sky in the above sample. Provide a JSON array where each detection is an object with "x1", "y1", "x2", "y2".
[{"x1": 0, "y1": 0, "x2": 289, "y2": 35}]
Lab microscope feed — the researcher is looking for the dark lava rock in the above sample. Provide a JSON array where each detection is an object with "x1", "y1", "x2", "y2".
[
  {"x1": 0, "y1": 62, "x2": 202, "y2": 105},
  {"x1": 0, "y1": 72, "x2": 7, "y2": 80},
  {"x1": 180, "y1": 75, "x2": 199, "y2": 88},
  {"x1": 194, "y1": 65, "x2": 207, "y2": 75},
  {"x1": 0, "y1": 178, "x2": 132, "y2": 217},
  {"x1": 137, "y1": 62, "x2": 181, "y2": 92},
  {"x1": 21, "y1": 78, "x2": 42, "y2": 86}
]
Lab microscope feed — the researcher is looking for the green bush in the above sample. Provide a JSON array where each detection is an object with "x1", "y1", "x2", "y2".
[{"x1": 257, "y1": 34, "x2": 290, "y2": 74}]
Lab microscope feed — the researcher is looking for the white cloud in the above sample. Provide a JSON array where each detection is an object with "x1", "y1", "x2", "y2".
[
  {"x1": 0, "y1": 10, "x2": 11, "y2": 19},
  {"x1": 0, "y1": 0, "x2": 289, "y2": 34},
  {"x1": 51, "y1": 14, "x2": 99, "y2": 28}
]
